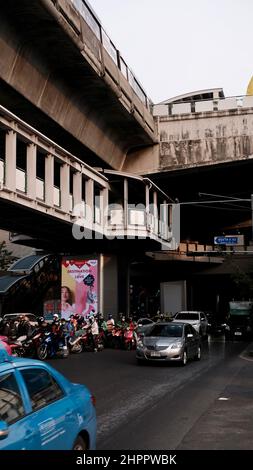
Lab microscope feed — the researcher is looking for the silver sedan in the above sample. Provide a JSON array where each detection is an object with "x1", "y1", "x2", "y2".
[{"x1": 136, "y1": 321, "x2": 201, "y2": 365}]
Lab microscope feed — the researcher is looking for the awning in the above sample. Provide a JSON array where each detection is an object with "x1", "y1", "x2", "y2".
[
  {"x1": 0, "y1": 274, "x2": 28, "y2": 294},
  {"x1": 9, "y1": 254, "x2": 50, "y2": 273}
]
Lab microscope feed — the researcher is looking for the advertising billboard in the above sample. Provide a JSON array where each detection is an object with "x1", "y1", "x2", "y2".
[{"x1": 61, "y1": 258, "x2": 98, "y2": 320}]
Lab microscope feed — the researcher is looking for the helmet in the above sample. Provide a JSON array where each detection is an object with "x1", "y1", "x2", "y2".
[
  {"x1": 108, "y1": 314, "x2": 113, "y2": 319},
  {"x1": 38, "y1": 317, "x2": 44, "y2": 325},
  {"x1": 53, "y1": 314, "x2": 59, "y2": 320}
]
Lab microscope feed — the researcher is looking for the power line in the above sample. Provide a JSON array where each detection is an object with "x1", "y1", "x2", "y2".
[
  {"x1": 198, "y1": 192, "x2": 251, "y2": 202},
  {"x1": 188, "y1": 204, "x2": 250, "y2": 212},
  {"x1": 179, "y1": 198, "x2": 251, "y2": 205}
]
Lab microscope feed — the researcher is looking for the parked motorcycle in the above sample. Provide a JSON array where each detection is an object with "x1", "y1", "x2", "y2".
[
  {"x1": 80, "y1": 328, "x2": 104, "y2": 352},
  {"x1": 68, "y1": 334, "x2": 83, "y2": 354},
  {"x1": 37, "y1": 332, "x2": 69, "y2": 360},
  {"x1": 123, "y1": 327, "x2": 136, "y2": 350}
]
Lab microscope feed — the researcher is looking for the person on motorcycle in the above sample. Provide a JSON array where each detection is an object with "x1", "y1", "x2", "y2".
[
  {"x1": 38, "y1": 317, "x2": 49, "y2": 332},
  {"x1": 128, "y1": 316, "x2": 137, "y2": 330},
  {"x1": 89, "y1": 315, "x2": 99, "y2": 352},
  {"x1": 117, "y1": 314, "x2": 127, "y2": 329},
  {"x1": 51, "y1": 314, "x2": 61, "y2": 335},
  {"x1": 106, "y1": 314, "x2": 115, "y2": 331},
  {"x1": 87, "y1": 315, "x2": 99, "y2": 352},
  {"x1": 17, "y1": 315, "x2": 33, "y2": 339}
]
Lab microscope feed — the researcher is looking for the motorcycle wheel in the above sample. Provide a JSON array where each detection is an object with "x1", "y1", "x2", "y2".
[
  {"x1": 37, "y1": 344, "x2": 48, "y2": 361},
  {"x1": 71, "y1": 342, "x2": 83, "y2": 354}
]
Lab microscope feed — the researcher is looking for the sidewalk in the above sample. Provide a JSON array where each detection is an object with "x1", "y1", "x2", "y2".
[{"x1": 178, "y1": 343, "x2": 253, "y2": 450}]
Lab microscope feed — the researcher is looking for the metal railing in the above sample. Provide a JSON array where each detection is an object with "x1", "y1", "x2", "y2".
[
  {"x1": 68, "y1": 0, "x2": 152, "y2": 110},
  {"x1": 153, "y1": 95, "x2": 253, "y2": 117}
]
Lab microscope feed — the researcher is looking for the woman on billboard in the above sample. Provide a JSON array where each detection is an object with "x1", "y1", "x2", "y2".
[
  {"x1": 61, "y1": 286, "x2": 75, "y2": 320},
  {"x1": 82, "y1": 274, "x2": 97, "y2": 318}
]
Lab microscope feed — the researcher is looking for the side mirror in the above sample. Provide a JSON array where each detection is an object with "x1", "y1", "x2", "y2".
[
  {"x1": 187, "y1": 333, "x2": 194, "y2": 338},
  {"x1": 0, "y1": 421, "x2": 9, "y2": 440}
]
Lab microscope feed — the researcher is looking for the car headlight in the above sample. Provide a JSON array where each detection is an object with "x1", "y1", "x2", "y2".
[{"x1": 170, "y1": 342, "x2": 182, "y2": 349}]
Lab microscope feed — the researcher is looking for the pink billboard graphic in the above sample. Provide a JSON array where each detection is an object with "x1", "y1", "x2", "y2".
[{"x1": 61, "y1": 258, "x2": 98, "y2": 320}]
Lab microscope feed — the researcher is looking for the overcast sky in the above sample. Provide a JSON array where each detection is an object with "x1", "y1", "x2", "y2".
[{"x1": 89, "y1": 0, "x2": 253, "y2": 103}]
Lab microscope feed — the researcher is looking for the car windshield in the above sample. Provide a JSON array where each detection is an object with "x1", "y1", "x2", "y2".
[
  {"x1": 4, "y1": 314, "x2": 36, "y2": 321},
  {"x1": 176, "y1": 313, "x2": 199, "y2": 320},
  {"x1": 146, "y1": 324, "x2": 183, "y2": 338}
]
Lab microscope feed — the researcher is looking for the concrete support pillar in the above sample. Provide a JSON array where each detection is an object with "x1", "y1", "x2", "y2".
[
  {"x1": 5, "y1": 130, "x2": 16, "y2": 191},
  {"x1": 163, "y1": 199, "x2": 168, "y2": 224},
  {"x1": 145, "y1": 184, "x2": 150, "y2": 226},
  {"x1": 60, "y1": 163, "x2": 70, "y2": 212},
  {"x1": 145, "y1": 184, "x2": 150, "y2": 210},
  {"x1": 124, "y1": 178, "x2": 128, "y2": 229},
  {"x1": 117, "y1": 254, "x2": 130, "y2": 317},
  {"x1": 102, "y1": 187, "x2": 108, "y2": 229},
  {"x1": 26, "y1": 143, "x2": 37, "y2": 199},
  {"x1": 153, "y1": 191, "x2": 158, "y2": 232},
  {"x1": 100, "y1": 253, "x2": 130, "y2": 318},
  {"x1": 100, "y1": 254, "x2": 118, "y2": 316},
  {"x1": 73, "y1": 172, "x2": 82, "y2": 207},
  {"x1": 85, "y1": 178, "x2": 94, "y2": 225},
  {"x1": 45, "y1": 154, "x2": 54, "y2": 206}
]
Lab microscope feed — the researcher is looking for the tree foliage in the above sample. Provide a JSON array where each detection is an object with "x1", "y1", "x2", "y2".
[
  {"x1": 230, "y1": 261, "x2": 253, "y2": 299},
  {"x1": 0, "y1": 241, "x2": 17, "y2": 270}
]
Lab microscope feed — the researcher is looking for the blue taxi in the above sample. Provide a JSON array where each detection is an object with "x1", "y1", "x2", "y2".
[{"x1": 0, "y1": 345, "x2": 96, "y2": 450}]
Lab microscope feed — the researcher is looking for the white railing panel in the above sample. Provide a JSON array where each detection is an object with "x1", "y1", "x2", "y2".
[
  {"x1": 36, "y1": 178, "x2": 45, "y2": 200},
  {"x1": 16, "y1": 168, "x2": 26, "y2": 192},
  {"x1": 69, "y1": 194, "x2": 74, "y2": 212},
  {"x1": 218, "y1": 98, "x2": 238, "y2": 110},
  {"x1": 172, "y1": 103, "x2": 191, "y2": 114},
  {"x1": 94, "y1": 206, "x2": 101, "y2": 224},
  {"x1": 243, "y1": 96, "x2": 253, "y2": 108},
  {"x1": 54, "y1": 186, "x2": 60, "y2": 207},
  {"x1": 128, "y1": 209, "x2": 145, "y2": 226},
  {"x1": 0, "y1": 159, "x2": 4, "y2": 184},
  {"x1": 109, "y1": 208, "x2": 124, "y2": 226},
  {"x1": 73, "y1": 200, "x2": 86, "y2": 217},
  {"x1": 195, "y1": 100, "x2": 214, "y2": 112},
  {"x1": 153, "y1": 104, "x2": 169, "y2": 116}
]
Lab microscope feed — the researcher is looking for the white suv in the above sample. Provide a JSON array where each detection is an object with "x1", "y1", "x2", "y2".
[{"x1": 173, "y1": 311, "x2": 208, "y2": 338}]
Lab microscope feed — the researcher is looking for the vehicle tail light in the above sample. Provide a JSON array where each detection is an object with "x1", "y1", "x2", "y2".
[{"x1": 91, "y1": 394, "x2": 96, "y2": 407}]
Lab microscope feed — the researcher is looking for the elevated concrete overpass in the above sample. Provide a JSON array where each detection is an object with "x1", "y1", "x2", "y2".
[
  {"x1": 122, "y1": 92, "x2": 253, "y2": 175},
  {"x1": 0, "y1": 0, "x2": 156, "y2": 171}
]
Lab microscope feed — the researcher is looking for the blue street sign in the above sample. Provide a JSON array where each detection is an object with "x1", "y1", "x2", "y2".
[{"x1": 214, "y1": 236, "x2": 238, "y2": 245}]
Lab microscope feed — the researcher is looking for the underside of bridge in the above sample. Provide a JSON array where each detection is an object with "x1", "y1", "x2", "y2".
[
  {"x1": 0, "y1": 198, "x2": 163, "y2": 255},
  {"x1": 0, "y1": 0, "x2": 156, "y2": 171},
  {"x1": 152, "y1": 159, "x2": 253, "y2": 244}
]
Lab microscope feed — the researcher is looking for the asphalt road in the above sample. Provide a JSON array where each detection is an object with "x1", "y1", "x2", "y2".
[{"x1": 48, "y1": 337, "x2": 253, "y2": 450}]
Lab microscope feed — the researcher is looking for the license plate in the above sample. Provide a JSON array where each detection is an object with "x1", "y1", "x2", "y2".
[
  {"x1": 234, "y1": 332, "x2": 242, "y2": 336},
  {"x1": 150, "y1": 351, "x2": 161, "y2": 357}
]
